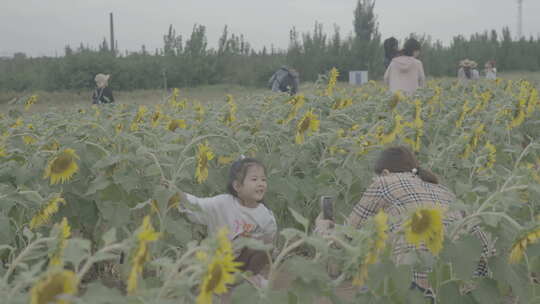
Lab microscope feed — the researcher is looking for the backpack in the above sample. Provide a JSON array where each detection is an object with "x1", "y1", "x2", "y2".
[{"x1": 279, "y1": 68, "x2": 299, "y2": 94}]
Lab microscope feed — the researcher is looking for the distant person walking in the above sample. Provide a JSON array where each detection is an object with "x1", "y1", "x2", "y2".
[
  {"x1": 92, "y1": 73, "x2": 114, "y2": 104},
  {"x1": 484, "y1": 60, "x2": 497, "y2": 80},
  {"x1": 457, "y1": 59, "x2": 480, "y2": 83},
  {"x1": 267, "y1": 66, "x2": 300, "y2": 95},
  {"x1": 383, "y1": 37, "x2": 399, "y2": 69},
  {"x1": 384, "y1": 38, "x2": 425, "y2": 95}
]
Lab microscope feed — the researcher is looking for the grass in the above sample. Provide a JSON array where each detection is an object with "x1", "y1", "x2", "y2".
[
  {"x1": 0, "y1": 84, "x2": 272, "y2": 113},
  {"x1": 1, "y1": 71, "x2": 538, "y2": 113}
]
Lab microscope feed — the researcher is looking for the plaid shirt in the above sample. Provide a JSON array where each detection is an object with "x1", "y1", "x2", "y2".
[{"x1": 347, "y1": 172, "x2": 493, "y2": 291}]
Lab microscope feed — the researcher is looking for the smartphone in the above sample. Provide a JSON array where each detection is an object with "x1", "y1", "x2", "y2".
[{"x1": 320, "y1": 196, "x2": 334, "y2": 221}]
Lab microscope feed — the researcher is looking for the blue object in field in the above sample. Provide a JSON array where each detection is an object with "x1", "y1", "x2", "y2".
[{"x1": 349, "y1": 71, "x2": 369, "y2": 85}]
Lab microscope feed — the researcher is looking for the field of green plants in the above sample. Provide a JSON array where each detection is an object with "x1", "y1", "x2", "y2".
[{"x1": 0, "y1": 71, "x2": 539, "y2": 303}]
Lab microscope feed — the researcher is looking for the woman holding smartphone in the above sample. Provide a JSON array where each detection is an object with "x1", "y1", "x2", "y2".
[{"x1": 315, "y1": 146, "x2": 493, "y2": 302}]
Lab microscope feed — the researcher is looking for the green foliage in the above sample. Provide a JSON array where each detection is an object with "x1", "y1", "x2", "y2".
[{"x1": 0, "y1": 77, "x2": 539, "y2": 302}]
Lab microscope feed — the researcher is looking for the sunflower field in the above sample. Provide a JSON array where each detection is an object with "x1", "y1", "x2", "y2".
[{"x1": 0, "y1": 70, "x2": 539, "y2": 303}]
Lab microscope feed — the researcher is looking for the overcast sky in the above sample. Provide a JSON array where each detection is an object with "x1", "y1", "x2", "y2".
[{"x1": 1, "y1": 0, "x2": 539, "y2": 57}]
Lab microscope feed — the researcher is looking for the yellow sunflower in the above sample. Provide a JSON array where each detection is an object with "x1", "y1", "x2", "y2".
[
  {"x1": 49, "y1": 217, "x2": 71, "y2": 267},
  {"x1": 127, "y1": 216, "x2": 161, "y2": 294},
  {"x1": 332, "y1": 98, "x2": 353, "y2": 110},
  {"x1": 216, "y1": 228, "x2": 234, "y2": 255},
  {"x1": 197, "y1": 228, "x2": 242, "y2": 304},
  {"x1": 30, "y1": 270, "x2": 78, "y2": 304},
  {"x1": 388, "y1": 91, "x2": 404, "y2": 110},
  {"x1": 30, "y1": 195, "x2": 66, "y2": 229},
  {"x1": 115, "y1": 123, "x2": 123, "y2": 134},
  {"x1": 295, "y1": 109, "x2": 320, "y2": 144},
  {"x1": 378, "y1": 114, "x2": 404, "y2": 145},
  {"x1": 167, "y1": 192, "x2": 182, "y2": 209},
  {"x1": 195, "y1": 142, "x2": 214, "y2": 183},
  {"x1": 130, "y1": 122, "x2": 139, "y2": 132},
  {"x1": 526, "y1": 87, "x2": 538, "y2": 116},
  {"x1": 135, "y1": 105, "x2": 147, "y2": 123},
  {"x1": 151, "y1": 106, "x2": 162, "y2": 127},
  {"x1": 167, "y1": 119, "x2": 187, "y2": 132},
  {"x1": 353, "y1": 210, "x2": 388, "y2": 286},
  {"x1": 477, "y1": 141, "x2": 497, "y2": 173},
  {"x1": 509, "y1": 228, "x2": 540, "y2": 264},
  {"x1": 373, "y1": 210, "x2": 389, "y2": 252},
  {"x1": 217, "y1": 155, "x2": 234, "y2": 166},
  {"x1": 324, "y1": 67, "x2": 339, "y2": 96},
  {"x1": 43, "y1": 148, "x2": 79, "y2": 185},
  {"x1": 403, "y1": 208, "x2": 444, "y2": 255},
  {"x1": 23, "y1": 135, "x2": 38, "y2": 145},
  {"x1": 223, "y1": 94, "x2": 237, "y2": 126},
  {"x1": 194, "y1": 101, "x2": 206, "y2": 122},
  {"x1": 11, "y1": 118, "x2": 24, "y2": 129},
  {"x1": 168, "y1": 88, "x2": 180, "y2": 106},
  {"x1": 25, "y1": 95, "x2": 38, "y2": 111},
  {"x1": 281, "y1": 94, "x2": 305, "y2": 125}
]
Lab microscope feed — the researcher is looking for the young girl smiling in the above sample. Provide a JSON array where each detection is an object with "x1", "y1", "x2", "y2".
[{"x1": 179, "y1": 157, "x2": 277, "y2": 290}]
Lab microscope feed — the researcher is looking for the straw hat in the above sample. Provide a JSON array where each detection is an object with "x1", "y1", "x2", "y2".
[
  {"x1": 459, "y1": 59, "x2": 477, "y2": 68},
  {"x1": 94, "y1": 73, "x2": 110, "y2": 86}
]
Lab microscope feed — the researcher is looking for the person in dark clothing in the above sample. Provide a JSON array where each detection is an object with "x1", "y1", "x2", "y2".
[
  {"x1": 268, "y1": 66, "x2": 300, "y2": 95},
  {"x1": 457, "y1": 59, "x2": 480, "y2": 83},
  {"x1": 383, "y1": 37, "x2": 399, "y2": 69},
  {"x1": 92, "y1": 73, "x2": 114, "y2": 104}
]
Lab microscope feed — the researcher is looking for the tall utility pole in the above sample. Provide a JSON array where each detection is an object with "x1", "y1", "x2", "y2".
[
  {"x1": 109, "y1": 12, "x2": 115, "y2": 54},
  {"x1": 517, "y1": 0, "x2": 523, "y2": 39}
]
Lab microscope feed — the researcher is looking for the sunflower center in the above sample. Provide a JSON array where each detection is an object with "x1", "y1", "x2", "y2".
[
  {"x1": 411, "y1": 210, "x2": 431, "y2": 234},
  {"x1": 199, "y1": 154, "x2": 208, "y2": 168},
  {"x1": 168, "y1": 193, "x2": 180, "y2": 208},
  {"x1": 169, "y1": 121, "x2": 179, "y2": 131},
  {"x1": 51, "y1": 154, "x2": 74, "y2": 174},
  {"x1": 299, "y1": 117, "x2": 311, "y2": 132},
  {"x1": 37, "y1": 275, "x2": 66, "y2": 304},
  {"x1": 205, "y1": 264, "x2": 223, "y2": 293}
]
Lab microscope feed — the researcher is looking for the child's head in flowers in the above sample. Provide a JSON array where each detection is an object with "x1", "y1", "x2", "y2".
[{"x1": 227, "y1": 156, "x2": 267, "y2": 207}]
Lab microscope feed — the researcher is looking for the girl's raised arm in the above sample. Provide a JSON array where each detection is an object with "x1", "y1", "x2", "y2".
[{"x1": 178, "y1": 192, "x2": 223, "y2": 226}]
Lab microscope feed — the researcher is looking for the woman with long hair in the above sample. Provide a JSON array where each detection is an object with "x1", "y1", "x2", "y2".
[
  {"x1": 384, "y1": 38, "x2": 425, "y2": 95},
  {"x1": 316, "y1": 146, "x2": 493, "y2": 302},
  {"x1": 383, "y1": 37, "x2": 399, "y2": 69}
]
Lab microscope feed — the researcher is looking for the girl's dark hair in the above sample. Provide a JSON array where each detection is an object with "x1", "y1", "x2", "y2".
[
  {"x1": 374, "y1": 146, "x2": 438, "y2": 184},
  {"x1": 383, "y1": 37, "x2": 399, "y2": 60},
  {"x1": 227, "y1": 157, "x2": 266, "y2": 197},
  {"x1": 402, "y1": 38, "x2": 421, "y2": 57}
]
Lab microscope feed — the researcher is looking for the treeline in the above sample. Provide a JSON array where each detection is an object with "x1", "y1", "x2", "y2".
[{"x1": 1, "y1": 1, "x2": 539, "y2": 91}]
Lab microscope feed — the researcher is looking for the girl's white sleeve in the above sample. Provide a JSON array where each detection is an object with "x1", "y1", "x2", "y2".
[{"x1": 179, "y1": 193, "x2": 221, "y2": 226}]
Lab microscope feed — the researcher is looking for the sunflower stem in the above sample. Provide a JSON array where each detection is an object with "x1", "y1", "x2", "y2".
[
  {"x1": 268, "y1": 238, "x2": 304, "y2": 288},
  {"x1": 84, "y1": 141, "x2": 111, "y2": 157},
  {"x1": 146, "y1": 152, "x2": 166, "y2": 181},
  {"x1": 3, "y1": 237, "x2": 54, "y2": 284},
  {"x1": 157, "y1": 247, "x2": 200, "y2": 298},
  {"x1": 76, "y1": 243, "x2": 125, "y2": 283},
  {"x1": 451, "y1": 141, "x2": 535, "y2": 239}
]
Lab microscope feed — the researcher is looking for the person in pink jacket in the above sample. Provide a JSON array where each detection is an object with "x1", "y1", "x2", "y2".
[{"x1": 384, "y1": 38, "x2": 425, "y2": 95}]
